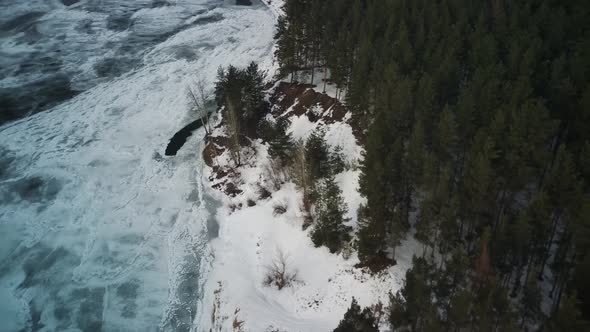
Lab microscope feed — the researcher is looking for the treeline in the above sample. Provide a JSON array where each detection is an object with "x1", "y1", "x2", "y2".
[{"x1": 276, "y1": 0, "x2": 590, "y2": 330}]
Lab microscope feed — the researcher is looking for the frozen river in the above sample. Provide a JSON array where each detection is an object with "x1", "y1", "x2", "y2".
[{"x1": 0, "y1": 0, "x2": 276, "y2": 330}]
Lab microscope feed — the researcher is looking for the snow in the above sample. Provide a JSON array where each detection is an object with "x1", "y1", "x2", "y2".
[
  {"x1": 200, "y1": 175, "x2": 410, "y2": 331},
  {"x1": 325, "y1": 121, "x2": 363, "y2": 165},
  {"x1": 335, "y1": 170, "x2": 365, "y2": 230},
  {"x1": 199, "y1": 85, "x2": 415, "y2": 332},
  {"x1": 282, "y1": 68, "x2": 346, "y2": 101},
  {"x1": 288, "y1": 112, "x2": 317, "y2": 141},
  {"x1": 286, "y1": 102, "x2": 363, "y2": 165},
  {"x1": 261, "y1": 0, "x2": 285, "y2": 18}
]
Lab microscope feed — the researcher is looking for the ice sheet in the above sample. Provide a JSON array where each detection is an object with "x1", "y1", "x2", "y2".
[{"x1": 0, "y1": 1, "x2": 277, "y2": 331}]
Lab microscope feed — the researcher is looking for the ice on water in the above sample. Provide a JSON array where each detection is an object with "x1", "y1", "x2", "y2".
[{"x1": 0, "y1": 0, "x2": 276, "y2": 330}]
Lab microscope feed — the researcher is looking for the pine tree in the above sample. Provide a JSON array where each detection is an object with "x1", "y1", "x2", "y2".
[
  {"x1": 507, "y1": 212, "x2": 532, "y2": 297},
  {"x1": 387, "y1": 137, "x2": 411, "y2": 259},
  {"x1": 490, "y1": 283, "x2": 518, "y2": 331},
  {"x1": 415, "y1": 198, "x2": 436, "y2": 255},
  {"x1": 357, "y1": 114, "x2": 389, "y2": 264},
  {"x1": 305, "y1": 127, "x2": 330, "y2": 180},
  {"x1": 266, "y1": 117, "x2": 294, "y2": 166},
  {"x1": 388, "y1": 256, "x2": 436, "y2": 331},
  {"x1": 581, "y1": 141, "x2": 590, "y2": 189},
  {"x1": 545, "y1": 294, "x2": 589, "y2": 331},
  {"x1": 434, "y1": 105, "x2": 457, "y2": 165},
  {"x1": 527, "y1": 191, "x2": 552, "y2": 279},
  {"x1": 333, "y1": 298, "x2": 378, "y2": 332},
  {"x1": 573, "y1": 253, "x2": 590, "y2": 324},
  {"x1": 311, "y1": 176, "x2": 350, "y2": 253},
  {"x1": 415, "y1": 73, "x2": 438, "y2": 147},
  {"x1": 242, "y1": 61, "x2": 266, "y2": 123},
  {"x1": 328, "y1": 145, "x2": 346, "y2": 175},
  {"x1": 519, "y1": 273, "x2": 544, "y2": 329},
  {"x1": 447, "y1": 289, "x2": 472, "y2": 331},
  {"x1": 460, "y1": 138, "x2": 494, "y2": 245},
  {"x1": 388, "y1": 291, "x2": 406, "y2": 330},
  {"x1": 347, "y1": 37, "x2": 372, "y2": 114},
  {"x1": 407, "y1": 120, "x2": 425, "y2": 190},
  {"x1": 539, "y1": 145, "x2": 582, "y2": 278},
  {"x1": 275, "y1": 15, "x2": 298, "y2": 80}
]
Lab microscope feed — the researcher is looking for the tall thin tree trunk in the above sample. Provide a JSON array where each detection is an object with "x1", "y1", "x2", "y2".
[
  {"x1": 511, "y1": 263, "x2": 523, "y2": 297},
  {"x1": 553, "y1": 269, "x2": 568, "y2": 313},
  {"x1": 493, "y1": 188, "x2": 507, "y2": 235},
  {"x1": 524, "y1": 254, "x2": 534, "y2": 287},
  {"x1": 538, "y1": 212, "x2": 560, "y2": 280},
  {"x1": 322, "y1": 66, "x2": 327, "y2": 93},
  {"x1": 520, "y1": 308, "x2": 528, "y2": 329},
  {"x1": 309, "y1": 46, "x2": 316, "y2": 86}
]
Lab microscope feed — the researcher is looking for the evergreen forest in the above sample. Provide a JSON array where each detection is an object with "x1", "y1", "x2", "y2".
[{"x1": 273, "y1": 0, "x2": 590, "y2": 330}]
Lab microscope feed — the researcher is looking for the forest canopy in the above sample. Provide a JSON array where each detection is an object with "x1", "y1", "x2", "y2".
[{"x1": 274, "y1": 0, "x2": 590, "y2": 330}]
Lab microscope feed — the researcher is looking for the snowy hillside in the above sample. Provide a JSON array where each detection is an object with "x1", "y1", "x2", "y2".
[{"x1": 198, "y1": 80, "x2": 421, "y2": 332}]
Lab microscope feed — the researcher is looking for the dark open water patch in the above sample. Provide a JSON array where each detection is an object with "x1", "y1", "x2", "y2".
[
  {"x1": 106, "y1": 13, "x2": 133, "y2": 31},
  {"x1": 152, "y1": 0, "x2": 171, "y2": 7},
  {"x1": 61, "y1": 0, "x2": 80, "y2": 6},
  {"x1": 0, "y1": 74, "x2": 78, "y2": 126},
  {"x1": 193, "y1": 12, "x2": 224, "y2": 25},
  {"x1": 0, "y1": 12, "x2": 45, "y2": 33},
  {"x1": 165, "y1": 119, "x2": 205, "y2": 156},
  {"x1": 94, "y1": 57, "x2": 139, "y2": 77},
  {"x1": 0, "y1": 147, "x2": 16, "y2": 179}
]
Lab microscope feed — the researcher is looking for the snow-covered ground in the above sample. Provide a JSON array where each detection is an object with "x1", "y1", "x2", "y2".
[
  {"x1": 0, "y1": 1, "x2": 278, "y2": 331},
  {"x1": 199, "y1": 88, "x2": 419, "y2": 332}
]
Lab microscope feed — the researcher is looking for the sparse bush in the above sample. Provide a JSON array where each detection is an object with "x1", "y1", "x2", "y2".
[
  {"x1": 341, "y1": 239, "x2": 355, "y2": 260},
  {"x1": 265, "y1": 156, "x2": 289, "y2": 190},
  {"x1": 232, "y1": 308, "x2": 245, "y2": 332},
  {"x1": 264, "y1": 248, "x2": 298, "y2": 290},
  {"x1": 187, "y1": 78, "x2": 211, "y2": 135},
  {"x1": 256, "y1": 184, "x2": 272, "y2": 200},
  {"x1": 273, "y1": 202, "x2": 287, "y2": 216}
]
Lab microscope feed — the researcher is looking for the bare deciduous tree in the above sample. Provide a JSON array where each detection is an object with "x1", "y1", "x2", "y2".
[
  {"x1": 187, "y1": 78, "x2": 211, "y2": 135},
  {"x1": 290, "y1": 140, "x2": 312, "y2": 222},
  {"x1": 226, "y1": 97, "x2": 241, "y2": 167},
  {"x1": 265, "y1": 156, "x2": 289, "y2": 190},
  {"x1": 264, "y1": 248, "x2": 298, "y2": 290}
]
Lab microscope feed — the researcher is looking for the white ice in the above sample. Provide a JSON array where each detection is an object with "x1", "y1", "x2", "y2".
[{"x1": 0, "y1": 1, "x2": 277, "y2": 331}]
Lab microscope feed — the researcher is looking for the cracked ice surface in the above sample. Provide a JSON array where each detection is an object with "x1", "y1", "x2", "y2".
[{"x1": 0, "y1": 1, "x2": 276, "y2": 330}]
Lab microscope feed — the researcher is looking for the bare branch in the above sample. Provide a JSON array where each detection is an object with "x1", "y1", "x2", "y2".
[
  {"x1": 264, "y1": 248, "x2": 298, "y2": 290},
  {"x1": 187, "y1": 78, "x2": 211, "y2": 135}
]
